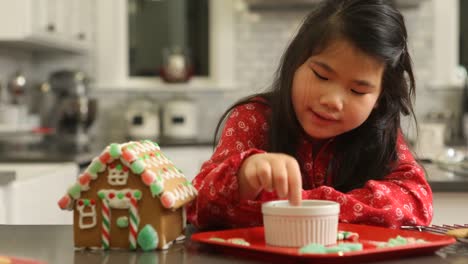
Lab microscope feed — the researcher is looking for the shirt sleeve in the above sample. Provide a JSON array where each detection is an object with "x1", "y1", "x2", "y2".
[
  {"x1": 301, "y1": 132, "x2": 433, "y2": 229},
  {"x1": 187, "y1": 101, "x2": 272, "y2": 229}
]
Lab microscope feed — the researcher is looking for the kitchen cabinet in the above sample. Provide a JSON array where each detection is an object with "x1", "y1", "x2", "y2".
[
  {"x1": 0, "y1": 0, "x2": 94, "y2": 53},
  {"x1": 431, "y1": 192, "x2": 468, "y2": 225},
  {"x1": 162, "y1": 146, "x2": 213, "y2": 181},
  {"x1": 0, "y1": 162, "x2": 79, "y2": 225}
]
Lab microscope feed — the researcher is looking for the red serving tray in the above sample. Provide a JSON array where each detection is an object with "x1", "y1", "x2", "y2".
[
  {"x1": 0, "y1": 256, "x2": 46, "y2": 264},
  {"x1": 191, "y1": 223, "x2": 456, "y2": 263}
]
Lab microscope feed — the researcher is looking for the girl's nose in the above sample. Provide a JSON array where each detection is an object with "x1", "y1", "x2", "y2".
[{"x1": 319, "y1": 91, "x2": 344, "y2": 112}]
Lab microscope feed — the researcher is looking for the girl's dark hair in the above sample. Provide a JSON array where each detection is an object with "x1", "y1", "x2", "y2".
[{"x1": 214, "y1": 0, "x2": 416, "y2": 192}]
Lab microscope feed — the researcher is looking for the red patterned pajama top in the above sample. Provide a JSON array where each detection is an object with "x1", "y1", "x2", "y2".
[{"x1": 187, "y1": 101, "x2": 433, "y2": 230}]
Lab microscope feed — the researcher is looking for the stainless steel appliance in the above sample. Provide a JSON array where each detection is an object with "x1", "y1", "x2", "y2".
[{"x1": 42, "y1": 70, "x2": 97, "y2": 150}]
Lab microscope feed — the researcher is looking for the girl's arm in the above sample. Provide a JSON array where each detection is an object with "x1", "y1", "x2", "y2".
[
  {"x1": 187, "y1": 101, "x2": 271, "y2": 229},
  {"x1": 301, "y1": 133, "x2": 433, "y2": 228}
]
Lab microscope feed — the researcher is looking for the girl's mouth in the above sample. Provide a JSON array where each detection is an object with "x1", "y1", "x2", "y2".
[{"x1": 309, "y1": 109, "x2": 338, "y2": 122}]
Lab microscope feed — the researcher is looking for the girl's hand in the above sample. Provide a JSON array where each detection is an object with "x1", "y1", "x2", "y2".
[{"x1": 238, "y1": 153, "x2": 303, "y2": 205}]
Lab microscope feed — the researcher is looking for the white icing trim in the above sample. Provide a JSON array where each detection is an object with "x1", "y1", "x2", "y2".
[
  {"x1": 122, "y1": 141, "x2": 160, "y2": 157},
  {"x1": 77, "y1": 200, "x2": 97, "y2": 229},
  {"x1": 176, "y1": 234, "x2": 186, "y2": 242},
  {"x1": 108, "y1": 166, "x2": 129, "y2": 185},
  {"x1": 99, "y1": 188, "x2": 142, "y2": 209},
  {"x1": 161, "y1": 241, "x2": 173, "y2": 250},
  {"x1": 165, "y1": 185, "x2": 198, "y2": 203}
]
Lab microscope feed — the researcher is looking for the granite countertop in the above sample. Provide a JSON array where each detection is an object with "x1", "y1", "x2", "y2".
[
  {"x1": 0, "y1": 139, "x2": 212, "y2": 165},
  {"x1": 0, "y1": 148, "x2": 98, "y2": 166},
  {"x1": 424, "y1": 163, "x2": 468, "y2": 192}
]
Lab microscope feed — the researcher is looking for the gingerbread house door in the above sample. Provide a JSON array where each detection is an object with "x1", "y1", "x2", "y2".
[{"x1": 98, "y1": 189, "x2": 142, "y2": 250}]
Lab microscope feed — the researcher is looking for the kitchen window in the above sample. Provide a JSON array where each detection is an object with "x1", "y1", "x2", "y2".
[
  {"x1": 95, "y1": 0, "x2": 235, "y2": 90},
  {"x1": 460, "y1": 0, "x2": 468, "y2": 71},
  {"x1": 128, "y1": 0, "x2": 209, "y2": 77}
]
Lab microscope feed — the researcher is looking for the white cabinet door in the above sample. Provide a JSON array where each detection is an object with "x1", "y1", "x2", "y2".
[
  {"x1": 0, "y1": 0, "x2": 93, "y2": 53},
  {"x1": 162, "y1": 146, "x2": 213, "y2": 182},
  {"x1": 0, "y1": 172, "x2": 15, "y2": 224},
  {"x1": 0, "y1": 162, "x2": 78, "y2": 225},
  {"x1": 432, "y1": 192, "x2": 468, "y2": 225},
  {"x1": 71, "y1": 0, "x2": 93, "y2": 43}
]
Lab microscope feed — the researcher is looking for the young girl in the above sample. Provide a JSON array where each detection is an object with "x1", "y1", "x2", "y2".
[{"x1": 187, "y1": 0, "x2": 433, "y2": 230}]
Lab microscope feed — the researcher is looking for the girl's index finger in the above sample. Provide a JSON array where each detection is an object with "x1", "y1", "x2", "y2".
[{"x1": 286, "y1": 161, "x2": 302, "y2": 206}]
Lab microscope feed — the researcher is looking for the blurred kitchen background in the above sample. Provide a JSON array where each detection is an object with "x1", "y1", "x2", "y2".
[{"x1": 1, "y1": 0, "x2": 468, "y2": 225}]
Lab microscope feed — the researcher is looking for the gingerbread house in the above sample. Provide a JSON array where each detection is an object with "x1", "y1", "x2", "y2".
[{"x1": 57, "y1": 140, "x2": 197, "y2": 251}]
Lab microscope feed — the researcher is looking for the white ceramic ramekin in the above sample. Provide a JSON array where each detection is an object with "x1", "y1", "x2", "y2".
[{"x1": 262, "y1": 200, "x2": 340, "y2": 247}]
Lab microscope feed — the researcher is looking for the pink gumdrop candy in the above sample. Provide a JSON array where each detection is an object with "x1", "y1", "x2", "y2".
[
  {"x1": 161, "y1": 192, "x2": 175, "y2": 208},
  {"x1": 141, "y1": 171, "x2": 156, "y2": 186},
  {"x1": 58, "y1": 195, "x2": 71, "y2": 209}
]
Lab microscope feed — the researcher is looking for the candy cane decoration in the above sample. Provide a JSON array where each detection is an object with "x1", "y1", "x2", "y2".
[
  {"x1": 101, "y1": 199, "x2": 111, "y2": 250},
  {"x1": 129, "y1": 197, "x2": 139, "y2": 250}
]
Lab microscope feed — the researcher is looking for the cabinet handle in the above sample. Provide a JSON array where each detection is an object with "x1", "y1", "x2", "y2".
[
  {"x1": 47, "y1": 24, "x2": 56, "y2": 32},
  {"x1": 0, "y1": 173, "x2": 15, "y2": 186},
  {"x1": 77, "y1": 33, "x2": 86, "y2": 40}
]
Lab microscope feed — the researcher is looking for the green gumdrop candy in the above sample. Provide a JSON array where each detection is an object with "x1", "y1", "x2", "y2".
[
  {"x1": 109, "y1": 143, "x2": 121, "y2": 158},
  {"x1": 134, "y1": 190, "x2": 142, "y2": 199},
  {"x1": 325, "y1": 245, "x2": 351, "y2": 253},
  {"x1": 137, "y1": 225, "x2": 159, "y2": 251},
  {"x1": 67, "y1": 184, "x2": 82, "y2": 199},
  {"x1": 131, "y1": 159, "x2": 145, "y2": 174},
  {"x1": 337, "y1": 242, "x2": 363, "y2": 251},
  {"x1": 88, "y1": 160, "x2": 103, "y2": 174},
  {"x1": 150, "y1": 182, "x2": 163, "y2": 197},
  {"x1": 98, "y1": 191, "x2": 106, "y2": 199},
  {"x1": 299, "y1": 243, "x2": 327, "y2": 254},
  {"x1": 116, "y1": 216, "x2": 129, "y2": 228}
]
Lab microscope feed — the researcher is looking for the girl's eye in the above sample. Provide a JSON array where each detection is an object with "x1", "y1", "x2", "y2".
[
  {"x1": 351, "y1": 89, "x2": 367, "y2": 95},
  {"x1": 312, "y1": 69, "x2": 328, "y2": 80}
]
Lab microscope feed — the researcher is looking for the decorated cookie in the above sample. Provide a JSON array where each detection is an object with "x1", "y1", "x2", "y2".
[
  {"x1": 337, "y1": 231, "x2": 359, "y2": 241},
  {"x1": 226, "y1": 238, "x2": 250, "y2": 246},
  {"x1": 299, "y1": 242, "x2": 363, "y2": 254},
  {"x1": 375, "y1": 235, "x2": 427, "y2": 248},
  {"x1": 446, "y1": 228, "x2": 468, "y2": 238},
  {"x1": 57, "y1": 140, "x2": 198, "y2": 251}
]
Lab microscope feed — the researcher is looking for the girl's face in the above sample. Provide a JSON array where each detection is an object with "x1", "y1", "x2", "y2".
[{"x1": 291, "y1": 38, "x2": 384, "y2": 139}]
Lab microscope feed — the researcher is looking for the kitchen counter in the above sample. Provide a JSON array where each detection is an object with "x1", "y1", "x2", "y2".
[
  {"x1": 0, "y1": 144, "x2": 99, "y2": 166},
  {"x1": 424, "y1": 163, "x2": 468, "y2": 192},
  {"x1": 158, "y1": 138, "x2": 212, "y2": 147},
  {"x1": 0, "y1": 139, "x2": 212, "y2": 166},
  {"x1": 0, "y1": 143, "x2": 466, "y2": 192},
  {"x1": 0, "y1": 225, "x2": 466, "y2": 264}
]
